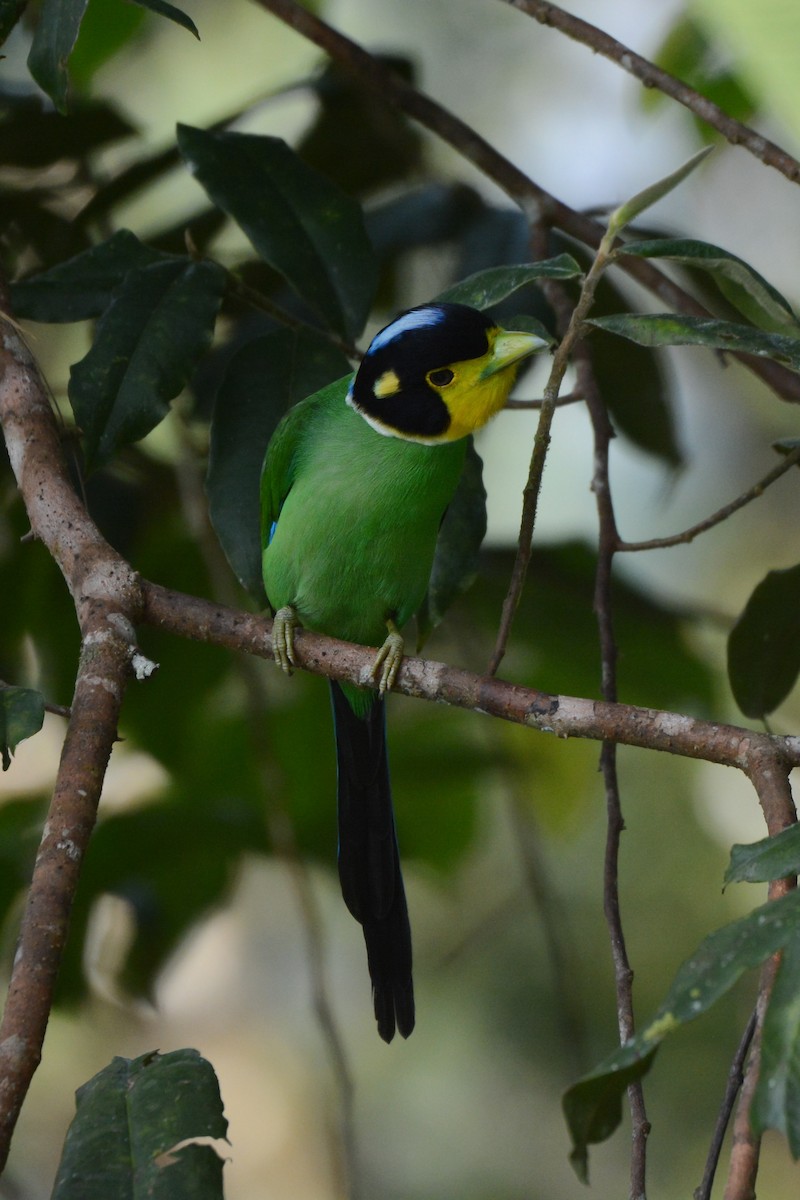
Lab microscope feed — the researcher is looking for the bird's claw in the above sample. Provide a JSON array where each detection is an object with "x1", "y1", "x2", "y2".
[
  {"x1": 272, "y1": 606, "x2": 299, "y2": 675},
  {"x1": 372, "y1": 622, "x2": 404, "y2": 695}
]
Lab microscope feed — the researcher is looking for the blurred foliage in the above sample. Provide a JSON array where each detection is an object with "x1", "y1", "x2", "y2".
[
  {"x1": 2, "y1": 0, "x2": 800, "y2": 1196},
  {"x1": 648, "y1": 13, "x2": 757, "y2": 137}
]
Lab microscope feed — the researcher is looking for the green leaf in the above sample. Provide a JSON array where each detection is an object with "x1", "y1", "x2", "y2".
[
  {"x1": 436, "y1": 256, "x2": 582, "y2": 311},
  {"x1": 0, "y1": 0, "x2": 31, "y2": 44},
  {"x1": 564, "y1": 1046, "x2": 657, "y2": 1183},
  {"x1": 131, "y1": 0, "x2": 199, "y2": 38},
  {"x1": 617, "y1": 238, "x2": 799, "y2": 333},
  {"x1": 68, "y1": 0, "x2": 146, "y2": 89},
  {"x1": 727, "y1": 824, "x2": 800, "y2": 885},
  {"x1": 753, "y1": 935, "x2": 800, "y2": 1157},
  {"x1": 52, "y1": 1050, "x2": 227, "y2": 1199},
  {"x1": 177, "y1": 124, "x2": 377, "y2": 340},
  {"x1": 587, "y1": 313, "x2": 800, "y2": 372},
  {"x1": 12, "y1": 230, "x2": 168, "y2": 322},
  {"x1": 608, "y1": 146, "x2": 713, "y2": 234},
  {"x1": 27, "y1": 0, "x2": 90, "y2": 113},
  {"x1": 0, "y1": 686, "x2": 45, "y2": 770},
  {"x1": 417, "y1": 440, "x2": 487, "y2": 646},
  {"x1": 563, "y1": 889, "x2": 800, "y2": 1177},
  {"x1": 207, "y1": 328, "x2": 351, "y2": 600},
  {"x1": 727, "y1": 562, "x2": 800, "y2": 717},
  {"x1": 68, "y1": 257, "x2": 226, "y2": 468}
]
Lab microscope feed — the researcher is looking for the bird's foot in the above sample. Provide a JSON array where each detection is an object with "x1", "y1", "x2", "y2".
[
  {"x1": 272, "y1": 605, "x2": 299, "y2": 675},
  {"x1": 371, "y1": 619, "x2": 404, "y2": 695}
]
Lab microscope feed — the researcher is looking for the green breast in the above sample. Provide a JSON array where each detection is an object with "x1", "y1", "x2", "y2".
[{"x1": 263, "y1": 393, "x2": 467, "y2": 646}]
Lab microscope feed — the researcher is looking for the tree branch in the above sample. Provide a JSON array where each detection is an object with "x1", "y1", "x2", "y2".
[
  {"x1": 501, "y1": 0, "x2": 800, "y2": 185},
  {"x1": 0, "y1": 319, "x2": 147, "y2": 1171},
  {"x1": 0, "y1": 630, "x2": 130, "y2": 1172},
  {"x1": 722, "y1": 754, "x2": 797, "y2": 1200},
  {"x1": 619, "y1": 446, "x2": 800, "y2": 552},
  {"x1": 139, "y1": 580, "x2": 800, "y2": 773}
]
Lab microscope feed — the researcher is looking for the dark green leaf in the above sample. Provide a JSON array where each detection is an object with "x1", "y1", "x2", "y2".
[
  {"x1": 207, "y1": 328, "x2": 351, "y2": 599},
  {"x1": 0, "y1": 102, "x2": 134, "y2": 167},
  {"x1": 753, "y1": 935, "x2": 800, "y2": 1157},
  {"x1": 52, "y1": 1050, "x2": 227, "y2": 1199},
  {"x1": 68, "y1": 258, "x2": 226, "y2": 468},
  {"x1": 131, "y1": 0, "x2": 199, "y2": 38},
  {"x1": 27, "y1": 0, "x2": 90, "y2": 113},
  {"x1": 0, "y1": 0, "x2": 27, "y2": 44},
  {"x1": 0, "y1": 192, "x2": 91, "y2": 266},
  {"x1": 417, "y1": 440, "x2": 487, "y2": 646},
  {"x1": 564, "y1": 889, "x2": 800, "y2": 1176},
  {"x1": 12, "y1": 230, "x2": 168, "y2": 322},
  {"x1": 587, "y1": 313, "x2": 800, "y2": 371},
  {"x1": 436, "y1": 257, "x2": 582, "y2": 311},
  {"x1": 618, "y1": 239, "x2": 799, "y2": 333},
  {"x1": 588, "y1": 274, "x2": 680, "y2": 466},
  {"x1": 728, "y1": 562, "x2": 800, "y2": 717},
  {"x1": 177, "y1": 124, "x2": 376, "y2": 340},
  {"x1": 0, "y1": 686, "x2": 45, "y2": 770},
  {"x1": 564, "y1": 1046, "x2": 657, "y2": 1183},
  {"x1": 727, "y1": 825, "x2": 800, "y2": 885}
]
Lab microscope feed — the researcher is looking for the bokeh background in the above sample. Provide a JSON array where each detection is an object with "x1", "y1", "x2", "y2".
[{"x1": 2, "y1": 0, "x2": 800, "y2": 1196}]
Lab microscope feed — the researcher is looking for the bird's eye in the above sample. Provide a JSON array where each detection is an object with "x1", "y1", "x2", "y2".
[{"x1": 427, "y1": 367, "x2": 455, "y2": 388}]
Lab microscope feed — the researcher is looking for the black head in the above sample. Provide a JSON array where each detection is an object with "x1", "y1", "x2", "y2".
[{"x1": 348, "y1": 303, "x2": 497, "y2": 440}]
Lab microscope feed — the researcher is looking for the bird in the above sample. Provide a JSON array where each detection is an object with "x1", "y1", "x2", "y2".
[{"x1": 261, "y1": 301, "x2": 545, "y2": 1041}]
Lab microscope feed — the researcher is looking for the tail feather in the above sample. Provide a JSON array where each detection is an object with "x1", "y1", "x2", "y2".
[{"x1": 330, "y1": 680, "x2": 415, "y2": 1042}]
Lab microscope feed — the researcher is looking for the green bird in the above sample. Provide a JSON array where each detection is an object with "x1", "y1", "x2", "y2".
[{"x1": 261, "y1": 301, "x2": 544, "y2": 1041}]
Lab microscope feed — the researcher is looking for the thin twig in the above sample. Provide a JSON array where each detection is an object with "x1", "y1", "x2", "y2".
[
  {"x1": 500, "y1": 0, "x2": 800, "y2": 185},
  {"x1": 694, "y1": 1009, "x2": 758, "y2": 1200},
  {"x1": 618, "y1": 446, "x2": 800, "y2": 551},
  {"x1": 575, "y1": 339, "x2": 650, "y2": 1196},
  {"x1": 505, "y1": 388, "x2": 584, "y2": 410},
  {"x1": 254, "y1": 0, "x2": 800, "y2": 407},
  {"x1": 487, "y1": 226, "x2": 616, "y2": 674}
]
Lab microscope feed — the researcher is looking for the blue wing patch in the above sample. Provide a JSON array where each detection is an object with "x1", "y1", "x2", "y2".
[{"x1": 268, "y1": 520, "x2": 278, "y2": 544}]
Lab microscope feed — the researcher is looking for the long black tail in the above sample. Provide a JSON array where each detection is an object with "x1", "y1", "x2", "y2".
[{"x1": 330, "y1": 680, "x2": 415, "y2": 1042}]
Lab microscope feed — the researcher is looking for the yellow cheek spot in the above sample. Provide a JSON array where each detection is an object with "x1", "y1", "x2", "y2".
[
  {"x1": 373, "y1": 369, "x2": 401, "y2": 399},
  {"x1": 437, "y1": 356, "x2": 520, "y2": 441}
]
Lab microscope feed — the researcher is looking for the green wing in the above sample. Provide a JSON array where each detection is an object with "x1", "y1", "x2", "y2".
[{"x1": 259, "y1": 372, "x2": 352, "y2": 549}]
